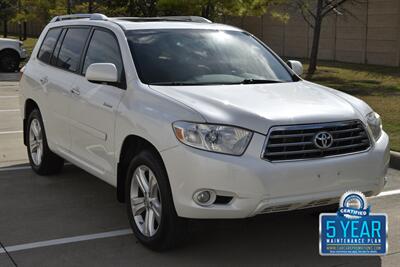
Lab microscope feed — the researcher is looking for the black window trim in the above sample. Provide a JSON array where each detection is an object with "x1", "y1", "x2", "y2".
[
  {"x1": 80, "y1": 26, "x2": 127, "y2": 90},
  {"x1": 50, "y1": 28, "x2": 67, "y2": 66}
]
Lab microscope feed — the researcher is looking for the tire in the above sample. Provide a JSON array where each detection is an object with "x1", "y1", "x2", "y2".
[
  {"x1": 125, "y1": 149, "x2": 187, "y2": 251},
  {"x1": 27, "y1": 109, "x2": 64, "y2": 175},
  {"x1": 0, "y1": 50, "x2": 20, "y2": 72}
]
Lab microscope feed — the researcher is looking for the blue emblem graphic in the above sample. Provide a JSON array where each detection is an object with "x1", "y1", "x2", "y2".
[
  {"x1": 337, "y1": 192, "x2": 370, "y2": 219},
  {"x1": 320, "y1": 191, "x2": 388, "y2": 256}
]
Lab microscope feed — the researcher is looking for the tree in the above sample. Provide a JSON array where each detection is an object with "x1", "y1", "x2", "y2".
[
  {"x1": 158, "y1": 0, "x2": 281, "y2": 21},
  {"x1": 293, "y1": 0, "x2": 360, "y2": 76},
  {"x1": 5, "y1": 0, "x2": 287, "y2": 38},
  {"x1": 14, "y1": 0, "x2": 56, "y2": 27},
  {"x1": 67, "y1": 0, "x2": 71, "y2": 14},
  {"x1": 0, "y1": 0, "x2": 16, "y2": 37},
  {"x1": 88, "y1": 0, "x2": 93, "y2": 13}
]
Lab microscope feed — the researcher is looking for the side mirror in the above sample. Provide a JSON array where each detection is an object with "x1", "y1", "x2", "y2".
[
  {"x1": 85, "y1": 63, "x2": 118, "y2": 83},
  {"x1": 287, "y1": 60, "x2": 303, "y2": 76}
]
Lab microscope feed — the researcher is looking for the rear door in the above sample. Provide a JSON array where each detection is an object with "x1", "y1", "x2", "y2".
[
  {"x1": 34, "y1": 27, "x2": 73, "y2": 153},
  {"x1": 68, "y1": 28, "x2": 125, "y2": 182},
  {"x1": 42, "y1": 27, "x2": 91, "y2": 155}
]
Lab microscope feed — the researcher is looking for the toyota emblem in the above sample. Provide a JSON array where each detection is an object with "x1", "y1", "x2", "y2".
[{"x1": 313, "y1": 131, "x2": 334, "y2": 149}]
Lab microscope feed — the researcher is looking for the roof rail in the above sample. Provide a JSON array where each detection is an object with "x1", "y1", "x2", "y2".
[
  {"x1": 50, "y1": 13, "x2": 108, "y2": 23},
  {"x1": 112, "y1": 16, "x2": 212, "y2": 23}
]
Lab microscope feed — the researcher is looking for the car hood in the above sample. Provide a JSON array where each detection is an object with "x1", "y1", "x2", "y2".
[
  {"x1": 149, "y1": 81, "x2": 369, "y2": 134},
  {"x1": 0, "y1": 38, "x2": 21, "y2": 44}
]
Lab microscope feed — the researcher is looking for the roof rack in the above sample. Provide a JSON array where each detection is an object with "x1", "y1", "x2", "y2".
[
  {"x1": 112, "y1": 16, "x2": 212, "y2": 23},
  {"x1": 50, "y1": 13, "x2": 108, "y2": 23},
  {"x1": 50, "y1": 14, "x2": 212, "y2": 24}
]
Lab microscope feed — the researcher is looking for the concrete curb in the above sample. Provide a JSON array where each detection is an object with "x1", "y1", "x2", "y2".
[{"x1": 390, "y1": 151, "x2": 400, "y2": 170}]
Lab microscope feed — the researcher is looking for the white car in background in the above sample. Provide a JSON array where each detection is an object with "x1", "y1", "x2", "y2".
[
  {"x1": 0, "y1": 37, "x2": 28, "y2": 72},
  {"x1": 19, "y1": 14, "x2": 390, "y2": 250}
]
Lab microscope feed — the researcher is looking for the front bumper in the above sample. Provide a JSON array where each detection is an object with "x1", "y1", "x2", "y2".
[{"x1": 161, "y1": 131, "x2": 390, "y2": 219}]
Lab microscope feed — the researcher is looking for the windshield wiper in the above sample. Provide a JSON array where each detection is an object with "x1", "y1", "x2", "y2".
[
  {"x1": 149, "y1": 81, "x2": 244, "y2": 86},
  {"x1": 149, "y1": 82, "x2": 201, "y2": 86},
  {"x1": 149, "y1": 79, "x2": 285, "y2": 86},
  {"x1": 239, "y1": 79, "x2": 284, "y2": 84}
]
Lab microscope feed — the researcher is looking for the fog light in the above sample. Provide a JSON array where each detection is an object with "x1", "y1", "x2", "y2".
[{"x1": 193, "y1": 190, "x2": 216, "y2": 206}]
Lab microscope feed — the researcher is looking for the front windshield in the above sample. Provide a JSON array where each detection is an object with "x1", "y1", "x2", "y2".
[{"x1": 126, "y1": 29, "x2": 295, "y2": 85}]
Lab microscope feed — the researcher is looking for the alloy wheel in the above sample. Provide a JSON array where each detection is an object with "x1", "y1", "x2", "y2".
[
  {"x1": 130, "y1": 165, "x2": 162, "y2": 237},
  {"x1": 29, "y1": 118, "x2": 43, "y2": 166}
]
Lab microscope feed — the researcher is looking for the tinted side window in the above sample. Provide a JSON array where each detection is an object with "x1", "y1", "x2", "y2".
[
  {"x1": 37, "y1": 28, "x2": 62, "y2": 63},
  {"x1": 50, "y1": 29, "x2": 66, "y2": 66},
  {"x1": 82, "y1": 30, "x2": 123, "y2": 82},
  {"x1": 57, "y1": 28, "x2": 90, "y2": 72}
]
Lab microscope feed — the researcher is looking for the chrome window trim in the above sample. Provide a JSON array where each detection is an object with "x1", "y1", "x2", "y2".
[{"x1": 260, "y1": 120, "x2": 372, "y2": 163}]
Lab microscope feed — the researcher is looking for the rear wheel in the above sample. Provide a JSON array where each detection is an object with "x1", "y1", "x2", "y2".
[
  {"x1": 27, "y1": 109, "x2": 64, "y2": 175},
  {"x1": 0, "y1": 50, "x2": 20, "y2": 72},
  {"x1": 125, "y1": 149, "x2": 186, "y2": 251}
]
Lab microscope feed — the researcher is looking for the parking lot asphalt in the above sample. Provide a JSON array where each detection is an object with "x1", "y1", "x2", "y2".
[
  {"x1": 0, "y1": 81, "x2": 399, "y2": 266},
  {"x1": 0, "y1": 73, "x2": 20, "y2": 82}
]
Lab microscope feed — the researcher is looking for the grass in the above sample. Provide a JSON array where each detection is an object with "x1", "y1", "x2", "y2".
[
  {"x1": 6, "y1": 35, "x2": 400, "y2": 150},
  {"x1": 303, "y1": 60, "x2": 400, "y2": 151}
]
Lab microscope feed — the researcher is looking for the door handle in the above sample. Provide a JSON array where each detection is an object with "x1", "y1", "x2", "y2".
[
  {"x1": 103, "y1": 102, "x2": 113, "y2": 109},
  {"x1": 40, "y1": 76, "x2": 48, "y2": 85},
  {"x1": 71, "y1": 87, "x2": 80, "y2": 96}
]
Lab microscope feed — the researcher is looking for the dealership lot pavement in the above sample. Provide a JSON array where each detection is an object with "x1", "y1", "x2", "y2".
[
  {"x1": 0, "y1": 81, "x2": 399, "y2": 266},
  {"x1": 0, "y1": 73, "x2": 20, "y2": 82}
]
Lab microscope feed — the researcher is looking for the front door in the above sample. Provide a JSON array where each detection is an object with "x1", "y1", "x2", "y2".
[{"x1": 69, "y1": 28, "x2": 125, "y2": 183}]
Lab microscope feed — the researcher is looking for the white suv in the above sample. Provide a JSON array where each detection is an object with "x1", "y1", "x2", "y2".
[
  {"x1": 0, "y1": 37, "x2": 28, "y2": 72},
  {"x1": 20, "y1": 14, "x2": 389, "y2": 250}
]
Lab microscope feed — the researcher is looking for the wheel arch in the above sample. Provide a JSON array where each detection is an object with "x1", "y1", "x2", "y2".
[
  {"x1": 117, "y1": 134, "x2": 168, "y2": 203},
  {"x1": 23, "y1": 99, "x2": 39, "y2": 146}
]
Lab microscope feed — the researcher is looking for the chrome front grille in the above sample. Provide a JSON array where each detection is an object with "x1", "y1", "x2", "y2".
[{"x1": 262, "y1": 120, "x2": 371, "y2": 162}]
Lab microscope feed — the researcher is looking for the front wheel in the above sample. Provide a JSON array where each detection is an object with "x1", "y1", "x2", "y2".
[
  {"x1": 125, "y1": 150, "x2": 186, "y2": 251},
  {"x1": 27, "y1": 109, "x2": 64, "y2": 175}
]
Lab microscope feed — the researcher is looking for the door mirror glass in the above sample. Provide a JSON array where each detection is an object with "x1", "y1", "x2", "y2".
[
  {"x1": 287, "y1": 60, "x2": 303, "y2": 76},
  {"x1": 85, "y1": 63, "x2": 118, "y2": 83}
]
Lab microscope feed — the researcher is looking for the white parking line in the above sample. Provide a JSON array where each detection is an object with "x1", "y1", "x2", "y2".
[
  {"x1": 373, "y1": 189, "x2": 400, "y2": 198},
  {"x1": 0, "y1": 189, "x2": 397, "y2": 255},
  {"x1": 0, "y1": 229, "x2": 132, "y2": 254},
  {"x1": 0, "y1": 109, "x2": 19, "y2": 112},
  {"x1": 0, "y1": 130, "x2": 23, "y2": 135}
]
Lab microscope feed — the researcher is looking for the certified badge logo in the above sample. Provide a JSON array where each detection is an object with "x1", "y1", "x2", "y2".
[
  {"x1": 319, "y1": 191, "x2": 388, "y2": 256},
  {"x1": 338, "y1": 191, "x2": 370, "y2": 219}
]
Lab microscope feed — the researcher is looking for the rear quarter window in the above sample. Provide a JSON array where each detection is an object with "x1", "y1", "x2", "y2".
[{"x1": 37, "y1": 28, "x2": 62, "y2": 63}]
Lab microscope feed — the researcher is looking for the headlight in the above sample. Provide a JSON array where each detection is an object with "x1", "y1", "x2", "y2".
[
  {"x1": 172, "y1": 121, "x2": 253, "y2": 155},
  {"x1": 366, "y1": 112, "x2": 382, "y2": 141}
]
